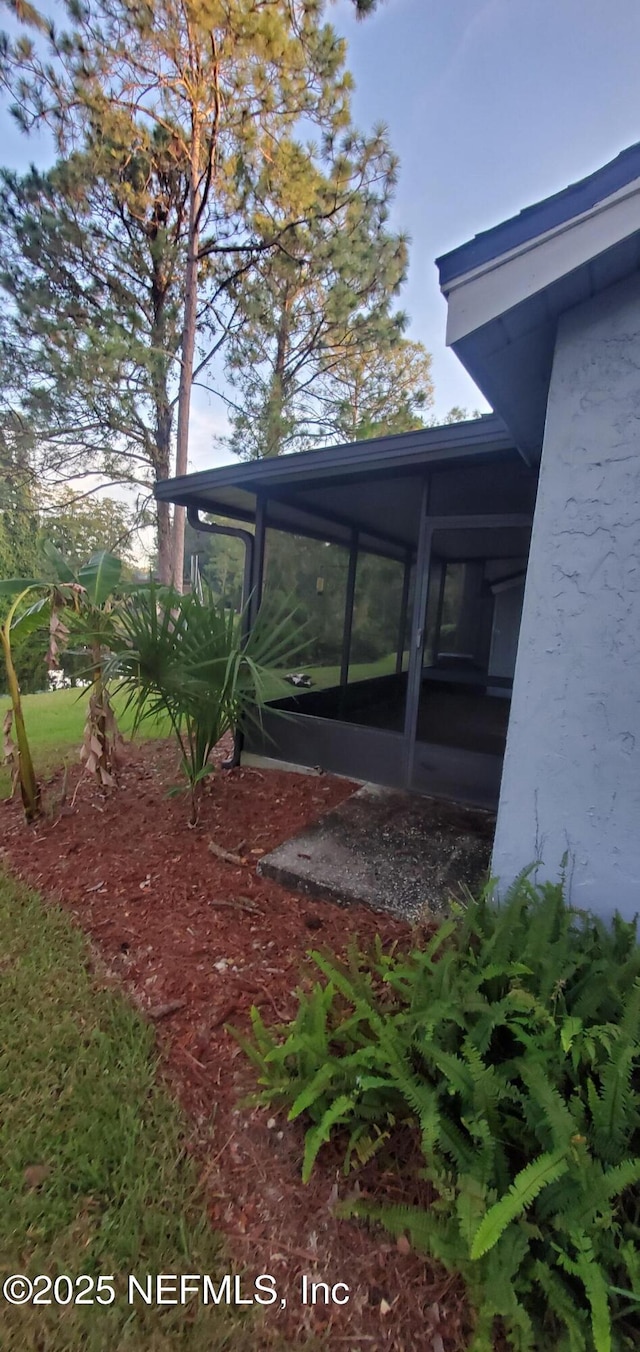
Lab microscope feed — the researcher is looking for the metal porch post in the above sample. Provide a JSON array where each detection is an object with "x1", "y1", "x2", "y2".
[
  {"x1": 249, "y1": 494, "x2": 267, "y2": 627},
  {"x1": 340, "y1": 531, "x2": 359, "y2": 689},
  {"x1": 433, "y1": 558, "x2": 447, "y2": 661},
  {"x1": 403, "y1": 479, "x2": 433, "y2": 787},
  {"x1": 396, "y1": 549, "x2": 413, "y2": 674},
  {"x1": 241, "y1": 496, "x2": 267, "y2": 771}
]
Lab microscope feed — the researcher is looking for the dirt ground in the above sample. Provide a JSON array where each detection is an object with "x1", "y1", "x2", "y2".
[{"x1": 1, "y1": 740, "x2": 471, "y2": 1351}]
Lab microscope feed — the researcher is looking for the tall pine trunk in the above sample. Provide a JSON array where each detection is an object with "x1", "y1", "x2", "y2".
[
  {"x1": 155, "y1": 395, "x2": 173, "y2": 584},
  {"x1": 156, "y1": 494, "x2": 173, "y2": 585},
  {"x1": 153, "y1": 361, "x2": 174, "y2": 585},
  {"x1": 265, "y1": 294, "x2": 291, "y2": 457},
  {"x1": 150, "y1": 252, "x2": 174, "y2": 586},
  {"x1": 172, "y1": 125, "x2": 202, "y2": 591}
]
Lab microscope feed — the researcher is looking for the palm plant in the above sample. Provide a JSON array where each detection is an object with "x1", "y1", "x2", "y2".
[{"x1": 107, "y1": 581, "x2": 305, "y2": 824}]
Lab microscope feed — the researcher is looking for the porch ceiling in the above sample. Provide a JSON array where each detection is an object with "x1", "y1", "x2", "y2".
[{"x1": 156, "y1": 415, "x2": 534, "y2": 559}]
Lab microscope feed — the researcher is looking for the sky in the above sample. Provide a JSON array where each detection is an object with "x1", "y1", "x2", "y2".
[
  {"x1": 331, "y1": 0, "x2": 640, "y2": 421},
  {"x1": 3, "y1": 0, "x2": 640, "y2": 474}
]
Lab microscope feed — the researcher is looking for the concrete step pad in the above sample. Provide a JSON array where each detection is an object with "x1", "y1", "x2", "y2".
[{"x1": 258, "y1": 784, "x2": 495, "y2": 922}]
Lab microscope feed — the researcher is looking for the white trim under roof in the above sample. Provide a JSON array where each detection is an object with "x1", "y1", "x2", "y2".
[{"x1": 443, "y1": 177, "x2": 640, "y2": 346}]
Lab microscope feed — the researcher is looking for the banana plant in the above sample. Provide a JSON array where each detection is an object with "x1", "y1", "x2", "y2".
[
  {"x1": 0, "y1": 585, "x2": 51, "y2": 819},
  {"x1": 0, "y1": 544, "x2": 124, "y2": 818},
  {"x1": 56, "y1": 546, "x2": 125, "y2": 787}
]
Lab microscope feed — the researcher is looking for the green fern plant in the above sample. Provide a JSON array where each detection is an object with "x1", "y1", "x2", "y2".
[{"x1": 235, "y1": 877, "x2": 640, "y2": 1351}]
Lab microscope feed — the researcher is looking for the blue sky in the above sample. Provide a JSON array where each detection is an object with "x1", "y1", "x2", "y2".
[
  {"x1": 332, "y1": 0, "x2": 640, "y2": 419},
  {"x1": 2, "y1": 0, "x2": 640, "y2": 464}
]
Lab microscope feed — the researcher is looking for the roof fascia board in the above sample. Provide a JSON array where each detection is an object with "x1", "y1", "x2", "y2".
[
  {"x1": 155, "y1": 421, "x2": 514, "y2": 503},
  {"x1": 443, "y1": 178, "x2": 640, "y2": 346},
  {"x1": 437, "y1": 142, "x2": 640, "y2": 282}
]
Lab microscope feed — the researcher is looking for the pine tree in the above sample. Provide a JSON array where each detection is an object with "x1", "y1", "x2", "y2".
[
  {"x1": 0, "y1": 145, "x2": 186, "y2": 581},
  {"x1": 223, "y1": 126, "x2": 410, "y2": 458},
  {"x1": 318, "y1": 336, "x2": 434, "y2": 443},
  {"x1": 0, "y1": 0, "x2": 356, "y2": 583}
]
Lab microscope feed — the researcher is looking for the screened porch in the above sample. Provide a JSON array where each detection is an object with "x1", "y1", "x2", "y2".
[{"x1": 157, "y1": 416, "x2": 538, "y2": 809}]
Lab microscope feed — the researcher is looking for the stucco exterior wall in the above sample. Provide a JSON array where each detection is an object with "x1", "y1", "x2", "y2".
[{"x1": 492, "y1": 271, "x2": 640, "y2": 919}]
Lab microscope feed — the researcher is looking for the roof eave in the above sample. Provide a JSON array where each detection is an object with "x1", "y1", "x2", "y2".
[
  {"x1": 437, "y1": 139, "x2": 640, "y2": 286},
  {"x1": 438, "y1": 175, "x2": 640, "y2": 462},
  {"x1": 155, "y1": 415, "x2": 514, "y2": 505},
  {"x1": 442, "y1": 177, "x2": 640, "y2": 347}
]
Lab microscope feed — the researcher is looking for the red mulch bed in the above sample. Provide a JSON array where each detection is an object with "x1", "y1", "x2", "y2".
[{"x1": 1, "y1": 740, "x2": 471, "y2": 1351}]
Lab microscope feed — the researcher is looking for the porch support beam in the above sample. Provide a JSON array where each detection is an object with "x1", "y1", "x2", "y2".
[
  {"x1": 340, "y1": 530, "x2": 359, "y2": 689},
  {"x1": 249, "y1": 493, "x2": 267, "y2": 626},
  {"x1": 425, "y1": 512, "x2": 531, "y2": 531},
  {"x1": 396, "y1": 549, "x2": 413, "y2": 674},
  {"x1": 433, "y1": 558, "x2": 447, "y2": 660},
  {"x1": 404, "y1": 480, "x2": 432, "y2": 784},
  {"x1": 403, "y1": 507, "x2": 531, "y2": 788}
]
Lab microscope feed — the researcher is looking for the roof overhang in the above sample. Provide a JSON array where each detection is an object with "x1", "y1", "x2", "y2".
[
  {"x1": 156, "y1": 415, "x2": 529, "y2": 561},
  {"x1": 438, "y1": 151, "x2": 640, "y2": 462}
]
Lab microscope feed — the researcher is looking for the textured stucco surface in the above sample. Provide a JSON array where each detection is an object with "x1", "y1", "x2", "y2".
[{"x1": 492, "y1": 271, "x2": 640, "y2": 919}]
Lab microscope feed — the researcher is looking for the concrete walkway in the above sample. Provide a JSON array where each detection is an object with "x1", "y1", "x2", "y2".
[{"x1": 258, "y1": 784, "x2": 495, "y2": 922}]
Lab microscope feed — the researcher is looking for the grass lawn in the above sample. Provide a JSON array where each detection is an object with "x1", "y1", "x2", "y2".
[
  {"x1": 0, "y1": 870, "x2": 261, "y2": 1352},
  {"x1": 0, "y1": 687, "x2": 169, "y2": 799},
  {"x1": 1, "y1": 651, "x2": 405, "y2": 798},
  {"x1": 299, "y1": 650, "x2": 405, "y2": 690},
  {"x1": 1, "y1": 656, "x2": 404, "y2": 799}
]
